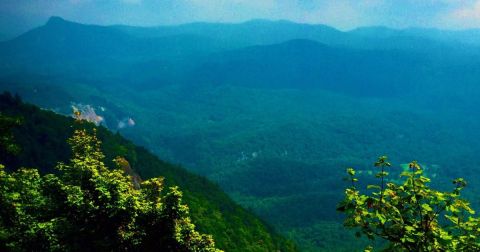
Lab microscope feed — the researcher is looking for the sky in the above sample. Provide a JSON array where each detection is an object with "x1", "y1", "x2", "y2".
[{"x1": 1, "y1": 0, "x2": 480, "y2": 40}]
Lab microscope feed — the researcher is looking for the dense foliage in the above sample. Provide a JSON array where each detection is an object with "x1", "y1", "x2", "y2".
[
  {"x1": 0, "y1": 93, "x2": 294, "y2": 251},
  {"x1": 0, "y1": 115, "x2": 220, "y2": 251},
  {"x1": 338, "y1": 157, "x2": 480, "y2": 251}
]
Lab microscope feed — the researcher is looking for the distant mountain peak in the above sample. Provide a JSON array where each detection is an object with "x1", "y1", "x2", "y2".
[
  {"x1": 44, "y1": 16, "x2": 85, "y2": 30},
  {"x1": 46, "y1": 16, "x2": 67, "y2": 26}
]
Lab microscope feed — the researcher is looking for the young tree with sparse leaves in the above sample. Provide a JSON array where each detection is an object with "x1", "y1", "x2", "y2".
[{"x1": 337, "y1": 156, "x2": 480, "y2": 251}]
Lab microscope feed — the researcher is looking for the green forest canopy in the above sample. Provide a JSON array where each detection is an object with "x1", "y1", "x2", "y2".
[{"x1": 0, "y1": 93, "x2": 295, "y2": 252}]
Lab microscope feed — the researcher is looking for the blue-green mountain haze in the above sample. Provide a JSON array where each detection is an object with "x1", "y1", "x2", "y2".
[{"x1": 2, "y1": 17, "x2": 480, "y2": 251}]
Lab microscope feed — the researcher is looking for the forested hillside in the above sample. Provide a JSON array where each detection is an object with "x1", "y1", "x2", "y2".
[
  {"x1": 2, "y1": 17, "x2": 480, "y2": 251},
  {"x1": 0, "y1": 92, "x2": 294, "y2": 252},
  {"x1": 1, "y1": 114, "x2": 221, "y2": 251}
]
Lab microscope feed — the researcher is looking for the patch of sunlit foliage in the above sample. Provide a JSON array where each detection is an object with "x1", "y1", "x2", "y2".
[
  {"x1": 0, "y1": 120, "x2": 221, "y2": 251},
  {"x1": 338, "y1": 156, "x2": 480, "y2": 251}
]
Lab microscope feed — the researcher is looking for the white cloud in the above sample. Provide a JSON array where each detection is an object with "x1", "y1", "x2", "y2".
[
  {"x1": 451, "y1": 0, "x2": 480, "y2": 19},
  {"x1": 440, "y1": 0, "x2": 480, "y2": 28}
]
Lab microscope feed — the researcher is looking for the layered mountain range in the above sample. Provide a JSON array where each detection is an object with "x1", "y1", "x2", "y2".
[{"x1": 2, "y1": 17, "x2": 480, "y2": 251}]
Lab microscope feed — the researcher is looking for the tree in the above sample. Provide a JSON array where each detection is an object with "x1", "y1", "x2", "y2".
[
  {"x1": 0, "y1": 127, "x2": 221, "y2": 251},
  {"x1": 0, "y1": 113, "x2": 21, "y2": 155},
  {"x1": 337, "y1": 156, "x2": 480, "y2": 251}
]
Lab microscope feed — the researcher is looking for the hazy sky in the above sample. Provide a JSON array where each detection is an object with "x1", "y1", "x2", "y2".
[{"x1": 1, "y1": 0, "x2": 480, "y2": 39}]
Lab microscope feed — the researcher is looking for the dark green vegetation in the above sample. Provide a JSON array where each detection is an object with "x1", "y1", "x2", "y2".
[
  {"x1": 1, "y1": 124, "x2": 220, "y2": 251},
  {"x1": 2, "y1": 17, "x2": 480, "y2": 251},
  {"x1": 0, "y1": 93, "x2": 294, "y2": 251},
  {"x1": 338, "y1": 157, "x2": 480, "y2": 251}
]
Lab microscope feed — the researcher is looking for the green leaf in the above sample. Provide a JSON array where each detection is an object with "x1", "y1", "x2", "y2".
[
  {"x1": 421, "y1": 203, "x2": 433, "y2": 212},
  {"x1": 405, "y1": 226, "x2": 415, "y2": 232},
  {"x1": 347, "y1": 168, "x2": 356, "y2": 176},
  {"x1": 376, "y1": 211, "x2": 386, "y2": 224}
]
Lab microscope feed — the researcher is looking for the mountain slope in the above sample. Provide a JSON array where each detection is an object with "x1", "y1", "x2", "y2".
[
  {"x1": 0, "y1": 17, "x2": 222, "y2": 79},
  {"x1": 115, "y1": 19, "x2": 480, "y2": 54},
  {"x1": 114, "y1": 19, "x2": 351, "y2": 48},
  {"x1": 0, "y1": 92, "x2": 295, "y2": 252},
  {"x1": 189, "y1": 39, "x2": 429, "y2": 97},
  {"x1": 350, "y1": 26, "x2": 480, "y2": 47}
]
